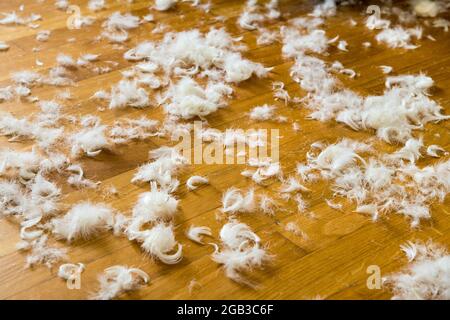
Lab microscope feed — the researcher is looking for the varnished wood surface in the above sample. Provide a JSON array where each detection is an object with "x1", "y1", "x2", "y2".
[{"x1": 0, "y1": 0, "x2": 449, "y2": 300}]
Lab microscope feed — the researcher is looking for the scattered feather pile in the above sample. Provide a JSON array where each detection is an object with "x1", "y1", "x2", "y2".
[
  {"x1": 112, "y1": 27, "x2": 271, "y2": 117},
  {"x1": 385, "y1": 241, "x2": 450, "y2": 299},
  {"x1": 303, "y1": 139, "x2": 450, "y2": 226}
]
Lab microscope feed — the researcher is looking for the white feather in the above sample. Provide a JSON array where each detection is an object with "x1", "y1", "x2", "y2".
[
  {"x1": 211, "y1": 220, "x2": 271, "y2": 287},
  {"x1": 154, "y1": 0, "x2": 177, "y2": 11},
  {"x1": 92, "y1": 266, "x2": 149, "y2": 300},
  {"x1": 186, "y1": 225, "x2": 212, "y2": 244},
  {"x1": 186, "y1": 175, "x2": 209, "y2": 190},
  {"x1": 221, "y1": 188, "x2": 255, "y2": 214}
]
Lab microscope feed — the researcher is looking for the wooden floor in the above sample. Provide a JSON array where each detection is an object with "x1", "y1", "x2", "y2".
[{"x1": 0, "y1": 0, "x2": 449, "y2": 300}]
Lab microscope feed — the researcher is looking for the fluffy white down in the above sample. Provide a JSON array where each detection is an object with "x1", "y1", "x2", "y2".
[
  {"x1": 70, "y1": 125, "x2": 109, "y2": 157},
  {"x1": 130, "y1": 183, "x2": 178, "y2": 227},
  {"x1": 314, "y1": 73, "x2": 446, "y2": 144},
  {"x1": 307, "y1": 139, "x2": 369, "y2": 177},
  {"x1": 108, "y1": 80, "x2": 150, "y2": 109},
  {"x1": 92, "y1": 266, "x2": 149, "y2": 300},
  {"x1": 237, "y1": 1, "x2": 264, "y2": 30},
  {"x1": 280, "y1": 176, "x2": 310, "y2": 193},
  {"x1": 375, "y1": 26, "x2": 422, "y2": 50},
  {"x1": 366, "y1": 15, "x2": 390, "y2": 30},
  {"x1": 88, "y1": 0, "x2": 105, "y2": 12},
  {"x1": 132, "y1": 146, "x2": 186, "y2": 191},
  {"x1": 385, "y1": 241, "x2": 450, "y2": 300},
  {"x1": 52, "y1": 202, "x2": 115, "y2": 241},
  {"x1": 242, "y1": 159, "x2": 282, "y2": 185},
  {"x1": 161, "y1": 77, "x2": 231, "y2": 119},
  {"x1": 258, "y1": 195, "x2": 278, "y2": 215},
  {"x1": 109, "y1": 117, "x2": 159, "y2": 144},
  {"x1": 22, "y1": 235, "x2": 68, "y2": 269},
  {"x1": 212, "y1": 220, "x2": 271, "y2": 287}
]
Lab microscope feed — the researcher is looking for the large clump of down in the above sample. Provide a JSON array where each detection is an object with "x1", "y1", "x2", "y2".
[
  {"x1": 140, "y1": 223, "x2": 183, "y2": 264},
  {"x1": 385, "y1": 241, "x2": 450, "y2": 300},
  {"x1": 120, "y1": 28, "x2": 271, "y2": 117},
  {"x1": 212, "y1": 220, "x2": 272, "y2": 287}
]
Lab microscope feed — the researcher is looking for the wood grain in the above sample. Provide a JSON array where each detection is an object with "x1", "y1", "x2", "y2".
[{"x1": 0, "y1": 0, "x2": 449, "y2": 300}]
